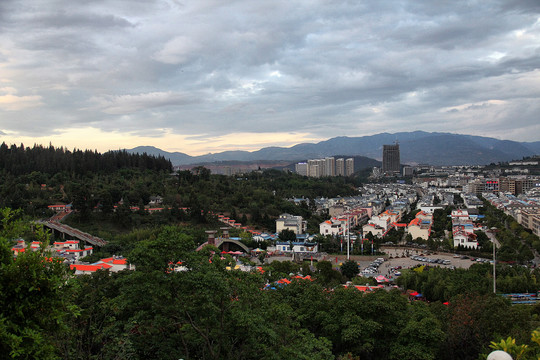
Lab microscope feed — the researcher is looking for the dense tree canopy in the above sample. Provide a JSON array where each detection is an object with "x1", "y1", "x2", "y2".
[
  {"x1": 0, "y1": 209, "x2": 73, "y2": 359},
  {"x1": 0, "y1": 143, "x2": 171, "y2": 176},
  {"x1": 1, "y1": 211, "x2": 539, "y2": 359}
]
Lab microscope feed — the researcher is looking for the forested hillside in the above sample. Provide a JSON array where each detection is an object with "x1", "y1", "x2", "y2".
[
  {"x1": 0, "y1": 143, "x2": 360, "y2": 236},
  {"x1": 0, "y1": 143, "x2": 172, "y2": 175}
]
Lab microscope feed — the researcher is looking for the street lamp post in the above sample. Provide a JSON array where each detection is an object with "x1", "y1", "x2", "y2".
[{"x1": 347, "y1": 214, "x2": 350, "y2": 261}]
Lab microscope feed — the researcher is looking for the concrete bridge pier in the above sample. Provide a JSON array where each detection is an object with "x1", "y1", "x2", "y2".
[{"x1": 205, "y1": 230, "x2": 217, "y2": 246}]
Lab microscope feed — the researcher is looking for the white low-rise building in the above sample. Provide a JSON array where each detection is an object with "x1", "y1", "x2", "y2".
[
  {"x1": 451, "y1": 209, "x2": 478, "y2": 249},
  {"x1": 453, "y1": 228, "x2": 478, "y2": 249},
  {"x1": 319, "y1": 218, "x2": 346, "y2": 236},
  {"x1": 275, "y1": 242, "x2": 318, "y2": 253}
]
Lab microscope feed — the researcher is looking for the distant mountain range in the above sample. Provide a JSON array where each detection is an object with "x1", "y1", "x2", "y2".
[{"x1": 126, "y1": 131, "x2": 540, "y2": 166}]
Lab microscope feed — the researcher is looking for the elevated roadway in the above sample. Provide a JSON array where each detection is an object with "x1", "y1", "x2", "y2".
[{"x1": 36, "y1": 220, "x2": 107, "y2": 247}]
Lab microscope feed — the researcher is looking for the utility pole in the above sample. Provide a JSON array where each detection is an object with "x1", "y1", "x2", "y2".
[{"x1": 493, "y1": 235, "x2": 496, "y2": 294}]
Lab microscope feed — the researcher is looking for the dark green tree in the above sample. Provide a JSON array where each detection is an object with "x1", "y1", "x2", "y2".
[
  {"x1": 389, "y1": 302, "x2": 445, "y2": 360},
  {"x1": 0, "y1": 209, "x2": 73, "y2": 359},
  {"x1": 278, "y1": 229, "x2": 297, "y2": 242},
  {"x1": 340, "y1": 260, "x2": 360, "y2": 280},
  {"x1": 315, "y1": 261, "x2": 344, "y2": 287},
  {"x1": 128, "y1": 226, "x2": 195, "y2": 272}
]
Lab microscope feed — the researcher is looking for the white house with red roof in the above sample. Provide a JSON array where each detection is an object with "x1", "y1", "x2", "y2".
[
  {"x1": 453, "y1": 228, "x2": 478, "y2": 249},
  {"x1": 11, "y1": 239, "x2": 92, "y2": 261},
  {"x1": 53, "y1": 240, "x2": 93, "y2": 261},
  {"x1": 98, "y1": 257, "x2": 130, "y2": 271},
  {"x1": 70, "y1": 256, "x2": 131, "y2": 275},
  {"x1": 70, "y1": 262, "x2": 114, "y2": 275},
  {"x1": 451, "y1": 209, "x2": 478, "y2": 249},
  {"x1": 319, "y1": 217, "x2": 347, "y2": 236}
]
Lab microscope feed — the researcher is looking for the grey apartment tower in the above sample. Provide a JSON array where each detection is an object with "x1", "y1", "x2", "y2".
[{"x1": 382, "y1": 143, "x2": 400, "y2": 174}]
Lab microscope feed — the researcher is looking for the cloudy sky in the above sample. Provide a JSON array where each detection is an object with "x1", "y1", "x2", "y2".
[{"x1": 1, "y1": 0, "x2": 539, "y2": 155}]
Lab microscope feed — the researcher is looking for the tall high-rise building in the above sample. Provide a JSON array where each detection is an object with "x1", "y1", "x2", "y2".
[
  {"x1": 382, "y1": 143, "x2": 400, "y2": 174},
  {"x1": 307, "y1": 160, "x2": 317, "y2": 177},
  {"x1": 336, "y1": 158, "x2": 345, "y2": 176},
  {"x1": 345, "y1": 158, "x2": 354, "y2": 176},
  {"x1": 317, "y1": 159, "x2": 326, "y2": 177},
  {"x1": 325, "y1": 157, "x2": 336, "y2": 176},
  {"x1": 295, "y1": 162, "x2": 308, "y2": 176},
  {"x1": 307, "y1": 159, "x2": 322, "y2": 177}
]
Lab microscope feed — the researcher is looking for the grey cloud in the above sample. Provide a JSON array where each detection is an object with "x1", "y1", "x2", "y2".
[
  {"x1": 128, "y1": 128, "x2": 169, "y2": 138},
  {"x1": 0, "y1": 0, "x2": 539, "y2": 144},
  {"x1": 499, "y1": 0, "x2": 540, "y2": 13},
  {"x1": 27, "y1": 11, "x2": 134, "y2": 30},
  {"x1": 499, "y1": 54, "x2": 540, "y2": 73},
  {"x1": 90, "y1": 92, "x2": 199, "y2": 114}
]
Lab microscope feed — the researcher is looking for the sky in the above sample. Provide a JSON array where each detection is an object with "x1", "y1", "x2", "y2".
[{"x1": 0, "y1": 0, "x2": 539, "y2": 156}]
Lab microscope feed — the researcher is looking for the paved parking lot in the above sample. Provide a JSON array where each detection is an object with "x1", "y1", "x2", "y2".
[{"x1": 356, "y1": 246, "x2": 484, "y2": 278}]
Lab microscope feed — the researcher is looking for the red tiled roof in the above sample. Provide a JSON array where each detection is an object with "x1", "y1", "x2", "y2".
[
  {"x1": 70, "y1": 263, "x2": 113, "y2": 272},
  {"x1": 100, "y1": 257, "x2": 127, "y2": 265},
  {"x1": 354, "y1": 285, "x2": 369, "y2": 292}
]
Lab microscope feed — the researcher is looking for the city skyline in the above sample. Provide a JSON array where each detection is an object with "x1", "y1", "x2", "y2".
[{"x1": 1, "y1": 1, "x2": 539, "y2": 155}]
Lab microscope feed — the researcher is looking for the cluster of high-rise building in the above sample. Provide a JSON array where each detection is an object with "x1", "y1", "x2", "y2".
[{"x1": 295, "y1": 156, "x2": 354, "y2": 177}]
